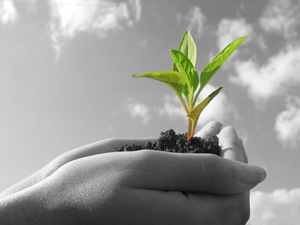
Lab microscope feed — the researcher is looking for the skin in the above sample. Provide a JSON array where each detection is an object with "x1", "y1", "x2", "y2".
[{"x1": 0, "y1": 121, "x2": 266, "y2": 225}]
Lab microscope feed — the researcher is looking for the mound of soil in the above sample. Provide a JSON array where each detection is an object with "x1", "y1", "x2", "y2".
[{"x1": 119, "y1": 129, "x2": 221, "y2": 156}]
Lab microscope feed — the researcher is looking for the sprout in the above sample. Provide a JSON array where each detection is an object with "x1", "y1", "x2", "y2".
[{"x1": 132, "y1": 30, "x2": 247, "y2": 141}]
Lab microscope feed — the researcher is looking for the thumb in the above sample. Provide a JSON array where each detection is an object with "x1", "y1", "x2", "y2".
[{"x1": 120, "y1": 150, "x2": 266, "y2": 195}]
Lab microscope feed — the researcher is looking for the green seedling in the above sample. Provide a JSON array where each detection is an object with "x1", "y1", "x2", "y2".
[{"x1": 132, "y1": 31, "x2": 247, "y2": 141}]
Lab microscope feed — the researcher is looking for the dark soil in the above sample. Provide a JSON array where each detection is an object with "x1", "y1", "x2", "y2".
[{"x1": 119, "y1": 129, "x2": 221, "y2": 156}]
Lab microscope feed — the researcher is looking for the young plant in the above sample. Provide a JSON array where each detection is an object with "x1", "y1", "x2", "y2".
[{"x1": 132, "y1": 31, "x2": 247, "y2": 141}]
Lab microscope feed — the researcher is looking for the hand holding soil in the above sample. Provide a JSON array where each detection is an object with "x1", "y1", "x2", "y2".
[{"x1": 0, "y1": 121, "x2": 266, "y2": 225}]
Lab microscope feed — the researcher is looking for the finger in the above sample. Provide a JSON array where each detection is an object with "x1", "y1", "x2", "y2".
[
  {"x1": 43, "y1": 138, "x2": 157, "y2": 178},
  {"x1": 211, "y1": 191, "x2": 250, "y2": 225},
  {"x1": 195, "y1": 121, "x2": 223, "y2": 139},
  {"x1": 184, "y1": 191, "x2": 250, "y2": 224},
  {"x1": 240, "y1": 138, "x2": 248, "y2": 164},
  {"x1": 52, "y1": 137, "x2": 157, "y2": 165},
  {"x1": 117, "y1": 189, "x2": 250, "y2": 225},
  {"x1": 0, "y1": 137, "x2": 158, "y2": 198},
  {"x1": 219, "y1": 126, "x2": 244, "y2": 163},
  {"x1": 117, "y1": 150, "x2": 266, "y2": 195},
  {"x1": 226, "y1": 192, "x2": 250, "y2": 225}
]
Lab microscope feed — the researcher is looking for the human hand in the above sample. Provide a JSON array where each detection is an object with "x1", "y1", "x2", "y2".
[
  {"x1": 196, "y1": 123, "x2": 254, "y2": 224},
  {"x1": 0, "y1": 122, "x2": 266, "y2": 225}
]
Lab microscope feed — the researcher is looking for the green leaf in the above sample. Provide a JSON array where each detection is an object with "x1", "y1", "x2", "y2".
[
  {"x1": 172, "y1": 30, "x2": 197, "y2": 72},
  {"x1": 173, "y1": 62, "x2": 179, "y2": 73},
  {"x1": 195, "y1": 36, "x2": 247, "y2": 103},
  {"x1": 182, "y1": 83, "x2": 190, "y2": 102},
  {"x1": 191, "y1": 68, "x2": 199, "y2": 93},
  {"x1": 132, "y1": 71, "x2": 189, "y2": 112},
  {"x1": 187, "y1": 87, "x2": 223, "y2": 126},
  {"x1": 132, "y1": 71, "x2": 187, "y2": 96},
  {"x1": 170, "y1": 49, "x2": 195, "y2": 101},
  {"x1": 170, "y1": 50, "x2": 194, "y2": 84},
  {"x1": 177, "y1": 30, "x2": 197, "y2": 67},
  {"x1": 170, "y1": 50, "x2": 200, "y2": 102}
]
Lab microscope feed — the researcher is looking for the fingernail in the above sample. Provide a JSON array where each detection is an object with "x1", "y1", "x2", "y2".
[
  {"x1": 205, "y1": 121, "x2": 223, "y2": 136},
  {"x1": 235, "y1": 163, "x2": 266, "y2": 185}
]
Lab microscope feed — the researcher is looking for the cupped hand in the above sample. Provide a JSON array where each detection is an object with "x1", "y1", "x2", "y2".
[
  {"x1": 194, "y1": 123, "x2": 257, "y2": 224},
  {"x1": 0, "y1": 121, "x2": 266, "y2": 225}
]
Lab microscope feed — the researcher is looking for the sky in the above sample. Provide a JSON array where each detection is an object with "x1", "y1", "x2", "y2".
[{"x1": 0, "y1": 0, "x2": 300, "y2": 224}]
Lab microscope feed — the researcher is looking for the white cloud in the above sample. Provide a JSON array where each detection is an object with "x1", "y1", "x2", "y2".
[
  {"x1": 158, "y1": 94, "x2": 186, "y2": 120},
  {"x1": 274, "y1": 96, "x2": 300, "y2": 149},
  {"x1": 0, "y1": 0, "x2": 17, "y2": 23},
  {"x1": 187, "y1": 7, "x2": 206, "y2": 38},
  {"x1": 230, "y1": 44, "x2": 300, "y2": 102},
  {"x1": 248, "y1": 188, "x2": 300, "y2": 225},
  {"x1": 127, "y1": 101, "x2": 150, "y2": 124},
  {"x1": 158, "y1": 84, "x2": 235, "y2": 127},
  {"x1": 259, "y1": 0, "x2": 300, "y2": 40},
  {"x1": 215, "y1": 18, "x2": 254, "y2": 69},
  {"x1": 196, "y1": 84, "x2": 235, "y2": 127},
  {"x1": 48, "y1": 0, "x2": 141, "y2": 55},
  {"x1": 177, "y1": 6, "x2": 206, "y2": 38},
  {"x1": 138, "y1": 38, "x2": 148, "y2": 48},
  {"x1": 216, "y1": 18, "x2": 253, "y2": 51}
]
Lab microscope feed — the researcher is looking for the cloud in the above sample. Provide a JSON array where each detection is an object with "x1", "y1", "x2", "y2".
[
  {"x1": 48, "y1": 0, "x2": 141, "y2": 55},
  {"x1": 0, "y1": 0, "x2": 18, "y2": 23},
  {"x1": 215, "y1": 18, "x2": 254, "y2": 68},
  {"x1": 177, "y1": 6, "x2": 206, "y2": 38},
  {"x1": 158, "y1": 84, "x2": 235, "y2": 127},
  {"x1": 248, "y1": 188, "x2": 300, "y2": 225},
  {"x1": 157, "y1": 94, "x2": 186, "y2": 120},
  {"x1": 186, "y1": 7, "x2": 206, "y2": 38},
  {"x1": 126, "y1": 100, "x2": 150, "y2": 124},
  {"x1": 274, "y1": 96, "x2": 300, "y2": 149},
  {"x1": 259, "y1": 0, "x2": 300, "y2": 40},
  {"x1": 196, "y1": 84, "x2": 236, "y2": 127},
  {"x1": 138, "y1": 38, "x2": 148, "y2": 48},
  {"x1": 216, "y1": 18, "x2": 253, "y2": 51},
  {"x1": 230, "y1": 44, "x2": 300, "y2": 102}
]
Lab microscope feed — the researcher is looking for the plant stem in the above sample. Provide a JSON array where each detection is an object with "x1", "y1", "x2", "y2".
[
  {"x1": 187, "y1": 90, "x2": 194, "y2": 141},
  {"x1": 187, "y1": 122, "x2": 196, "y2": 142},
  {"x1": 187, "y1": 118, "x2": 192, "y2": 138}
]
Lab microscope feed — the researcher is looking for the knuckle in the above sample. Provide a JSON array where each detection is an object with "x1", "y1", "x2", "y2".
[
  {"x1": 132, "y1": 150, "x2": 157, "y2": 166},
  {"x1": 118, "y1": 150, "x2": 158, "y2": 181}
]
